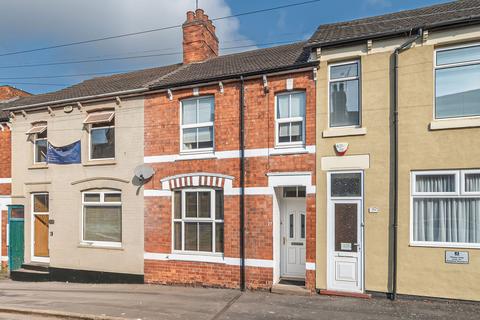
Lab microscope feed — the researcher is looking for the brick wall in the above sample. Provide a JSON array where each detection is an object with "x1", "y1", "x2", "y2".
[
  {"x1": 0, "y1": 86, "x2": 30, "y2": 101},
  {"x1": 144, "y1": 71, "x2": 316, "y2": 290}
]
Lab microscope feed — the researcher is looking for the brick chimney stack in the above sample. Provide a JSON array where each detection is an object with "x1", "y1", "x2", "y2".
[{"x1": 182, "y1": 8, "x2": 219, "y2": 64}]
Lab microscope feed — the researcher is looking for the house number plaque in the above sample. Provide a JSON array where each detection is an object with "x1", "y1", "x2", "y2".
[{"x1": 445, "y1": 251, "x2": 469, "y2": 264}]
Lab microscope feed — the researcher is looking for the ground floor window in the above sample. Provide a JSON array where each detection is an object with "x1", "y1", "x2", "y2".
[
  {"x1": 412, "y1": 170, "x2": 480, "y2": 246},
  {"x1": 82, "y1": 191, "x2": 122, "y2": 246},
  {"x1": 173, "y1": 189, "x2": 224, "y2": 254}
]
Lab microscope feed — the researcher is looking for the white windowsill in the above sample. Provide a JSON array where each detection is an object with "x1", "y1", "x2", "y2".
[
  {"x1": 176, "y1": 151, "x2": 217, "y2": 161},
  {"x1": 168, "y1": 252, "x2": 225, "y2": 263},
  {"x1": 429, "y1": 117, "x2": 480, "y2": 130},
  {"x1": 78, "y1": 242, "x2": 123, "y2": 250},
  {"x1": 29, "y1": 163, "x2": 48, "y2": 170},
  {"x1": 83, "y1": 159, "x2": 117, "y2": 167},
  {"x1": 271, "y1": 145, "x2": 308, "y2": 156},
  {"x1": 410, "y1": 241, "x2": 480, "y2": 250},
  {"x1": 322, "y1": 127, "x2": 367, "y2": 138}
]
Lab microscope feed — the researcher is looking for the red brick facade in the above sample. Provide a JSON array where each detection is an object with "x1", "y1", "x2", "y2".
[{"x1": 144, "y1": 71, "x2": 316, "y2": 290}]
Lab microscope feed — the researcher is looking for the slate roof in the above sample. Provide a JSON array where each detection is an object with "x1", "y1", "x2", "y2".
[
  {"x1": 3, "y1": 41, "x2": 313, "y2": 112},
  {"x1": 3, "y1": 63, "x2": 182, "y2": 111},
  {"x1": 149, "y1": 41, "x2": 313, "y2": 89},
  {"x1": 308, "y1": 0, "x2": 480, "y2": 47}
]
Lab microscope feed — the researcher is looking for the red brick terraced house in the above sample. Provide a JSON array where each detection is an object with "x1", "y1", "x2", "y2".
[
  {"x1": 142, "y1": 9, "x2": 318, "y2": 291},
  {"x1": 0, "y1": 86, "x2": 31, "y2": 269}
]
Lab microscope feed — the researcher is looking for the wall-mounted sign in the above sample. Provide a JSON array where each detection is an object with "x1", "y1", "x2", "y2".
[
  {"x1": 445, "y1": 251, "x2": 469, "y2": 264},
  {"x1": 335, "y1": 143, "x2": 349, "y2": 156},
  {"x1": 368, "y1": 207, "x2": 379, "y2": 214}
]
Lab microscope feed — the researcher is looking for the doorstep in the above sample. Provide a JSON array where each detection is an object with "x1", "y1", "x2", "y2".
[
  {"x1": 271, "y1": 283, "x2": 311, "y2": 296},
  {"x1": 319, "y1": 289, "x2": 372, "y2": 299}
]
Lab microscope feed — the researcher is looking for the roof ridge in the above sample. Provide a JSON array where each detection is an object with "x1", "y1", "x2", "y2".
[{"x1": 315, "y1": 0, "x2": 475, "y2": 30}]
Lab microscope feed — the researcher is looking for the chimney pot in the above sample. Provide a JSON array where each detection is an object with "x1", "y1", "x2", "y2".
[
  {"x1": 186, "y1": 11, "x2": 195, "y2": 22},
  {"x1": 195, "y1": 8, "x2": 204, "y2": 20}
]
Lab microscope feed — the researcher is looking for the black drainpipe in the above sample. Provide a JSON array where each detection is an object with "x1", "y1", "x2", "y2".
[
  {"x1": 391, "y1": 28, "x2": 422, "y2": 300},
  {"x1": 239, "y1": 76, "x2": 246, "y2": 291}
]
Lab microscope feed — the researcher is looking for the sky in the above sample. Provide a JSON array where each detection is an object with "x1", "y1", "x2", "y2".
[{"x1": 0, "y1": 0, "x2": 451, "y2": 94}]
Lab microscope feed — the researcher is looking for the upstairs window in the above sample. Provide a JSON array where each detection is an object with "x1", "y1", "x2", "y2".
[
  {"x1": 435, "y1": 44, "x2": 480, "y2": 119},
  {"x1": 173, "y1": 189, "x2": 224, "y2": 254},
  {"x1": 181, "y1": 97, "x2": 214, "y2": 152},
  {"x1": 26, "y1": 124, "x2": 47, "y2": 164},
  {"x1": 276, "y1": 92, "x2": 306, "y2": 146},
  {"x1": 84, "y1": 112, "x2": 115, "y2": 160},
  {"x1": 329, "y1": 61, "x2": 361, "y2": 127}
]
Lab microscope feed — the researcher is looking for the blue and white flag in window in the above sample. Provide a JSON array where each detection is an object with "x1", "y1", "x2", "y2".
[{"x1": 46, "y1": 141, "x2": 81, "y2": 164}]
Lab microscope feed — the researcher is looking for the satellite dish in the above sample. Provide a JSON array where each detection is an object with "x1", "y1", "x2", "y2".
[{"x1": 134, "y1": 164, "x2": 155, "y2": 183}]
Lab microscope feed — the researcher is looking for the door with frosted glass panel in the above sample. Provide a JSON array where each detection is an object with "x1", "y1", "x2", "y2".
[
  {"x1": 281, "y1": 198, "x2": 306, "y2": 278},
  {"x1": 328, "y1": 172, "x2": 363, "y2": 292}
]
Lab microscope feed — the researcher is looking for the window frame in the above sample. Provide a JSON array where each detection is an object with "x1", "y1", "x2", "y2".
[
  {"x1": 274, "y1": 91, "x2": 306, "y2": 148},
  {"x1": 88, "y1": 122, "x2": 115, "y2": 161},
  {"x1": 171, "y1": 188, "x2": 224, "y2": 255},
  {"x1": 81, "y1": 190, "x2": 122, "y2": 248},
  {"x1": 433, "y1": 42, "x2": 480, "y2": 121},
  {"x1": 33, "y1": 129, "x2": 48, "y2": 165},
  {"x1": 327, "y1": 60, "x2": 362, "y2": 129},
  {"x1": 179, "y1": 96, "x2": 215, "y2": 154},
  {"x1": 410, "y1": 169, "x2": 480, "y2": 249}
]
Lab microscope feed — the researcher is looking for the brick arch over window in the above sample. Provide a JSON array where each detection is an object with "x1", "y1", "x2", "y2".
[{"x1": 160, "y1": 173, "x2": 234, "y2": 191}]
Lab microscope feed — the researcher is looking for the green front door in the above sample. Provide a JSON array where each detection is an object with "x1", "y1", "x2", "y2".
[{"x1": 8, "y1": 205, "x2": 24, "y2": 271}]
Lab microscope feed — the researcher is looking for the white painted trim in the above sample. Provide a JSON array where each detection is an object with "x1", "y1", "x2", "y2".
[
  {"x1": 144, "y1": 145, "x2": 316, "y2": 164},
  {"x1": 1, "y1": 256, "x2": 8, "y2": 262},
  {"x1": 0, "y1": 178, "x2": 12, "y2": 184},
  {"x1": 146, "y1": 187, "x2": 276, "y2": 197},
  {"x1": 0, "y1": 197, "x2": 11, "y2": 211},
  {"x1": 321, "y1": 155, "x2": 370, "y2": 171},
  {"x1": 143, "y1": 252, "x2": 274, "y2": 268},
  {"x1": 305, "y1": 262, "x2": 316, "y2": 271},
  {"x1": 268, "y1": 172, "x2": 313, "y2": 189},
  {"x1": 430, "y1": 117, "x2": 480, "y2": 130}
]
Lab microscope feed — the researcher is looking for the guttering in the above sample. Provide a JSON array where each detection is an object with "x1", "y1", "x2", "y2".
[
  {"x1": 390, "y1": 27, "x2": 423, "y2": 301},
  {"x1": 5, "y1": 88, "x2": 146, "y2": 112},
  {"x1": 6, "y1": 65, "x2": 317, "y2": 115},
  {"x1": 239, "y1": 76, "x2": 246, "y2": 291},
  {"x1": 149, "y1": 62, "x2": 318, "y2": 90}
]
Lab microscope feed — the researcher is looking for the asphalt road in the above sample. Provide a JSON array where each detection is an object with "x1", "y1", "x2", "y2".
[{"x1": 0, "y1": 280, "x2": 479, "y2": 320}]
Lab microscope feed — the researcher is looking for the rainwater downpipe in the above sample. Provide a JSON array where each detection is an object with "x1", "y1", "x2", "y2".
[
  {"x1": 391, "y1": 27, "x2": 423, "y2": 300},
  {"x1": 239, "y1": 76, "x2": 246, "y2": 291}
]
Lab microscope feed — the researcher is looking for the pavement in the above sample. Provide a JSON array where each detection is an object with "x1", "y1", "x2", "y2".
[{"x1": 0, "y1": 280, "x2": 479, "y2": 320}]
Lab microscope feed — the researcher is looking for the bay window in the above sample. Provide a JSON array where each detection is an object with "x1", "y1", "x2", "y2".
[
  {"x1": 181, "y1": 97, "x2": 214, "y2": 152},
  {"x1": 435, "y1": 44, "x2": 480, "y2": 119},
  {"x1": 82, "y1": 191, "x2": 122, "y2": 246},
  {"x1": 276, "y1": 91, "x2": 305, "y2": 146},
  {"x1": 329, "y1": 61, "x2": 361, "y2": 127},
  {"x1": 411, "y1": 170, "x2": 480, "y2": 247},
  {"x1": 173, "y1": 189, "x2": 224, "y2": 254}
]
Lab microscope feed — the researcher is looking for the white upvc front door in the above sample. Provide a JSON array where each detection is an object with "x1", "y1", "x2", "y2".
[
  {"x1": 281, "y1": 198, "x2": 306, "y2": 278},
  {"x1": 327, "y1": 171, "x2": 364, "y2": 293}
]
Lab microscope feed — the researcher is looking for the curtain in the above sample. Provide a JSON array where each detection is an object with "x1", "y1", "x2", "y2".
[
  {"x1": 465, "y1": 174, "x2": 480, "y2": 192},
  {"x1": 415, "y1": 174, "x2": 455, "y2": 192},
  {"x1": 413, "y1": 198, "x2": 480, "y2": 243}
]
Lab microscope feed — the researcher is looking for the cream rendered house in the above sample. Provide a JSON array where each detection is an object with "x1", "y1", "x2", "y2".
[
  {"x1": 4, "y1": 65, "x2": 179, "y2": 281},
  {"x1": 309, "y1": 0, "x2": 480, "y2": 301}
]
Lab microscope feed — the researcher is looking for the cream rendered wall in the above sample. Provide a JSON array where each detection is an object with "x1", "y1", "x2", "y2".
[
  {"x1": 316, "y1": 24, "x2": 480, "y2": 300},
  {"x1": 315, "y1": 50, "x2": 392, "y2": 293},
  {"x1": 397, "y1": 39, "x2": 480, "y2": 301},
  {"x1": 11, "y1": 97, "x2": 144, "y2": 275}
]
